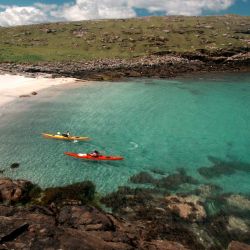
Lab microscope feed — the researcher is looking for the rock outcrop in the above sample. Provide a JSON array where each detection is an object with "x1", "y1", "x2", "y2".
[
  {"x1": 1, "y1": 177, "x2": 250, "y2": 250},
  {"x1": 0, "y1": 178, "x2": 34, "y2": 204},
  {"x1": 0, "y1": 204, "x2": 190, "y2": 250}
]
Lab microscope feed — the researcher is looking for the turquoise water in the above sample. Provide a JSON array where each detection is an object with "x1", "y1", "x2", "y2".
[{"x1": 0, "y1": 73, "x2": 250, "y2": 194}]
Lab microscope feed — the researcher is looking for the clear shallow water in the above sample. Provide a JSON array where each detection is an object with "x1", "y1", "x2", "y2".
[{"x1": 0, "y1": 73, "x2": 250, "y2": 194}]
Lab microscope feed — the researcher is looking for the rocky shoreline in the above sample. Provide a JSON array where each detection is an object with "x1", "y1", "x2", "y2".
[
  {"x1": 0, "y1": 51, "x2": 249, "y2": 80},
  {"x1": 1, "y1": 176, "x2": 250, "y2": 250}
]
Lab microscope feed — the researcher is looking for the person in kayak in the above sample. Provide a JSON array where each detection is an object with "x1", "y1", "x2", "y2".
[
  {"x1": 62, "y1": 131, "x2": 70, "y2": 137},
  {"x1": 89, "y1": 150, "x2": 100, "y2": 157}
]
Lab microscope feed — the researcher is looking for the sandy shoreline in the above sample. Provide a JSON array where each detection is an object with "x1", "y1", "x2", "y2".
[{"x1": 0, "y1": 74, "x2": 77, "y2": 107}]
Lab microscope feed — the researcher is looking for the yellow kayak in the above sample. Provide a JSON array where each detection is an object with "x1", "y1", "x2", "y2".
[{"x1": 42, "y1": 133, "x2": 90, "y2": 141}]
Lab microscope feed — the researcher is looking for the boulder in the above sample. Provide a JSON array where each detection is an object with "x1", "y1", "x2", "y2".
[
  {"x1": 165, "y1": 195, "x2": 206, "y2": 222},
  {"x1": 0, "y1": 178, "x2": 33, "y2": 204}
]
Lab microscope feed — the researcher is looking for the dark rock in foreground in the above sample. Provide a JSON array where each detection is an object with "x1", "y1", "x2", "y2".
[
  {"x1": 1, "y1": 177, "x2": 250, "y2": 249},
  {"x1": 0, "y1": 203, "x2": 192, "y2": 250}
]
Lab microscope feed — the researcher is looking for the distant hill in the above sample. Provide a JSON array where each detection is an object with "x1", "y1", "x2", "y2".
[{"x1": 0, "y1": 15, "x2": 249, "y2": 63}]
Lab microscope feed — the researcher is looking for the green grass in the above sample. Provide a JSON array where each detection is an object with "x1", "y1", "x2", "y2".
[{"x1": 0, "y1": 15, "x2": 249, "y2": 63}]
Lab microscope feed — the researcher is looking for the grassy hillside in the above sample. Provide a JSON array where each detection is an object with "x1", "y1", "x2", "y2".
[{"x1": 0, "y1": 15, "x2": 249, "y2": 63}]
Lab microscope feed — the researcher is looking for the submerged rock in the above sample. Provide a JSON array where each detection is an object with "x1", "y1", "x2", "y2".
[
  {"x1": 129, "y1": 169, "x2": 199, "y2": 192},
  {"x1": 165, "y1": 195, "x2": 206, "y2": 222},
  {"x1": 150, "y1": 168, "x2": 166, "y2": 175},
  {"x1": 195, "y1": 184, "x2": 223, "y2": 199},
  {"x1": 129, "y1": 171, "x2": 156, "y2": 184},
  {"x1": 10, "y1": 163, "x2": 20, "y2": 169},
  {"x1": 198, "y1": 165, "x2": 235, "y2": 178},
  {"x1": 198, "y1": 157, "x2": 250, "y2": 179},
  {"x1": 156, "y1": 169, "x2": 199, "y2": 190}
]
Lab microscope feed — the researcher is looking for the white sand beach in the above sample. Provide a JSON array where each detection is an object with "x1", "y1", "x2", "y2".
[{"x1": 0, "y1": 74, "x2": 77, "y2": 107}]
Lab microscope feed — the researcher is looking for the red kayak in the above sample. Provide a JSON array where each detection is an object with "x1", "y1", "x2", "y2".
[{"x1": 64, "y1": 152, "x2": 124, "y2": 161}]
